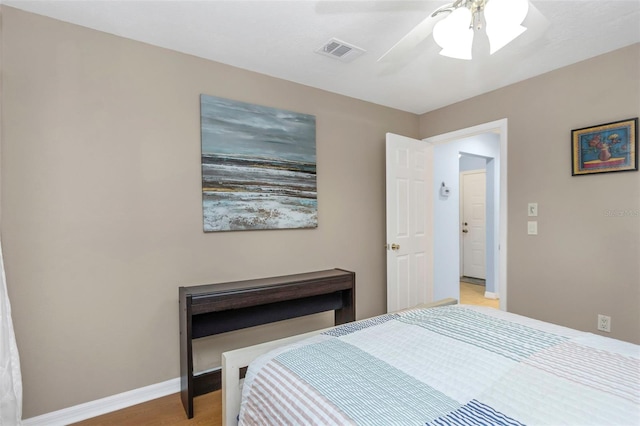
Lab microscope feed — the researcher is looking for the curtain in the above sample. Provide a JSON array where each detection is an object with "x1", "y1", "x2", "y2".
[{"x1": 0, "y1": 240, "x2": 22, "y2": 425}]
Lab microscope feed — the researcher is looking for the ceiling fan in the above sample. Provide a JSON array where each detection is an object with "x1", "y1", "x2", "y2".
[{"x1": 378, "y1": 0, "x2": 544, "y2": 62}]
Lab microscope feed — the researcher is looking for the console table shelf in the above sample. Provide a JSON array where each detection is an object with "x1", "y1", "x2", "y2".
[{"x1": 179, "y1": 268, "x2": 356, "y2": 418}]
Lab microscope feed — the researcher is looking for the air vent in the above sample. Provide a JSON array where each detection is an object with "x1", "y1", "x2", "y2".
[{"x1": 315, "y1": 38, "x2": 366, "y2": 63}]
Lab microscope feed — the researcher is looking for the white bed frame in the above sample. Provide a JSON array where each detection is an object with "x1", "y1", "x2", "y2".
[{"x1": 221, "y1": 298, "x2": 457, "y2": 426}]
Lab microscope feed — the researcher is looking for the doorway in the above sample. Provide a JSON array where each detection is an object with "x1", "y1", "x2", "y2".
[
  {"x1": 385, "y1": 120, "x2": 507, "y2": 312},
  {"x1": 423, "y1": 119, "x2": 507, "y2": 309}
]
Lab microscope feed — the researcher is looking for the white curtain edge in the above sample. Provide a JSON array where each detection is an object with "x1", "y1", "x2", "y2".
[{"x1": 0, "y1": 239, "x2": 23, "y2": 425}]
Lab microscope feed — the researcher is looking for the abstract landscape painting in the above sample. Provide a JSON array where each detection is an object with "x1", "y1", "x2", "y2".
[{"x1": 200, "y1": 94, "x2": 317, "y2": 232}]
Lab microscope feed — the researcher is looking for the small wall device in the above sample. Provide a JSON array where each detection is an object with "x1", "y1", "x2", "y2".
[{"x1": 440, "y1": 182, "x2": 450, "y2": 197}]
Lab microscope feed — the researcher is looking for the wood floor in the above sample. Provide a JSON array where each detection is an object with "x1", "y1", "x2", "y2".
[
  {"x1": 459, "y1": 281, "x2": 500, "y2": 308},
  {"x1": 74, "y1": 281, "x2": 497, "y2": 425},
  {"x1": 72, "y1": 392, "x2": 222, "y2": 426}
]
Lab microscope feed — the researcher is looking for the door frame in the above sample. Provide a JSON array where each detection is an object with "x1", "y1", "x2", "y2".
[{"x1": 423, "y1": 119, "x2": 508, "y2": 309}]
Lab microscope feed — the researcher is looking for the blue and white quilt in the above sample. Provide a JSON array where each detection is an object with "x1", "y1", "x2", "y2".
[{"x1": 238, "y1": 305, "x2": 640, "y2": 425}]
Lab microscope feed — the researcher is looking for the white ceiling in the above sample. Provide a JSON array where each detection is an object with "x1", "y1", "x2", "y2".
[{"x1": 4, "y1": 0, "x2": 640, "y2": 114}]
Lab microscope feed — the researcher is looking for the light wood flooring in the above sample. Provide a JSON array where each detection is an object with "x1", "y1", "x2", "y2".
[
  {"x1": 460, "y1": 281, "x2": 500, "y2": 309},
  {"x1": 72, "y1": 392, "x2": 222, "y2": 426},
  {"x1": 74, "y1": 281, "x2": 498, "y2": 425}
]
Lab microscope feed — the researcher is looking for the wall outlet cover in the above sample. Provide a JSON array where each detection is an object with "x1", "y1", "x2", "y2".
[{"x1": 597, "y1": 314, "x2": 611, "y2": 332}]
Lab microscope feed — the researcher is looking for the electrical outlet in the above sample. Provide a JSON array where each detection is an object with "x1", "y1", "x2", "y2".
[{"x1": 597, "y1": 314, "x2": 611, "y2": 332}]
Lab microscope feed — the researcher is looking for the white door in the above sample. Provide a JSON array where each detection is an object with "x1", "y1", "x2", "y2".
[
  {"x1": 461, "y1": 170, "x2": 486, "y2": 279},
  {"x1": 385, "y1": 133, "x2": 434, "y2": 313}
]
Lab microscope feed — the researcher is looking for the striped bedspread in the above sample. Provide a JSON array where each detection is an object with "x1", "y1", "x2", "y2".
[{"x1": 238, "y1": 305, "x2": 640, "y2": 425}]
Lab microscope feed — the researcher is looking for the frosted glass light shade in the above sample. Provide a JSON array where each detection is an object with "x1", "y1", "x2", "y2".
[
  {"x1": 485, "y1": 0, "x2": 529, "y2": 54},
  {"x1": 433, "y1": 7, "x2": 474, "y2": 60}
]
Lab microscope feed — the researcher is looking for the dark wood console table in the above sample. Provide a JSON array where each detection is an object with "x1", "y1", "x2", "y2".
[{"x1": 179, "y1": 268, "x2": 356, "y2": 418}]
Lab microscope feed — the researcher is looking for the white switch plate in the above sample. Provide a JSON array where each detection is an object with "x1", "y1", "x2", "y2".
[
  {"x1": 527, "y1": 221, "x2": 538, "y2": 235},
  {"x1": 528, "y1": 203, "x2": 538, "y2": 217}
]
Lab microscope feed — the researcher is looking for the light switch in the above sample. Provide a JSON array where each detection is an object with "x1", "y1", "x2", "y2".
[
  {"x1": 528, "y1": 203, "x2": 538, "y2": 217},
  {"x1": 527, "y1": 221, "x2": 538, "y2": 235}
]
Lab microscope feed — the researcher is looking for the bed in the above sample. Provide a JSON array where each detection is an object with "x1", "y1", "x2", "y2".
[{"x1": 223, "y1": 301, "x2": 640, "y2": 425}]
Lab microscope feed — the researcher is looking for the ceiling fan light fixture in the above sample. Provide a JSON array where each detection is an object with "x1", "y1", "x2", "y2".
[
  {"x1": 485, "y1": 0, "x2": 529, "y2": 54},
  {"x1": 433, "y1": 7, "x2": 474, "y2": 60}
]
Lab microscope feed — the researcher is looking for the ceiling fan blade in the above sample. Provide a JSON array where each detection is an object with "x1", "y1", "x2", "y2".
[
  {"x1": 502, "y1": 1, "x2": 550, "y2": 52},
  {"x1": 523, "y1": 1, "x2": 550, "y2": 35},
  {"x1": 315, "y1": 1, "x2": 428, "y2": 15},
  {"x1": 377, "y1": 11, "x2": 446, "y2": 63}
]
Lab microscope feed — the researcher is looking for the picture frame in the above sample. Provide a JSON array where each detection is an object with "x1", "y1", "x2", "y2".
[{"x1": 571, "y1": 118, "x2": 638, "y2": 176}]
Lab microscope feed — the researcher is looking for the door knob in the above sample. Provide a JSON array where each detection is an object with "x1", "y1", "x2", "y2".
[
  {"x1": 391, "y1": 243, "x2": 400, "y2": 250},
  {"x1": 462, "y1": 229, "x2": 469, "y2": 233}
]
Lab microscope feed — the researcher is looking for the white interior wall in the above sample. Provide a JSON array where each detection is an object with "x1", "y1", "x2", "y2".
[{"x1": 432, "y1": 133, "x2": 500, "y2": 301}]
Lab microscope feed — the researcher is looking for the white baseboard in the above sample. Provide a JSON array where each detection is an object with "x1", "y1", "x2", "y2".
[
  {"x1": 484, "y1": 291, "x2": 499, "y2": 299},
  {"x1": 22, "y1": 377, "x2": 180, "y2": 426}
]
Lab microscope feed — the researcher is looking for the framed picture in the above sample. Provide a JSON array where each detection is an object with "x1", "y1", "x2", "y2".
[{"x1": 572, "y1": 118, "x2": 638, "y2": 176}]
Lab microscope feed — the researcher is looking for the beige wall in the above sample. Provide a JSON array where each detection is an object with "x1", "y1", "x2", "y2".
[
  {"x1": 420, "y1": 43, "x2": 640, "y2": 345},
  {"x1": 0, "y1": 7, "x2": 419, "y2": 418}
]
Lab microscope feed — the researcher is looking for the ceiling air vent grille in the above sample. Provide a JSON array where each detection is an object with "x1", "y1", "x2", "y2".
[{"x1": 316, "y1": 38, "x2": 365, "y2": 63}]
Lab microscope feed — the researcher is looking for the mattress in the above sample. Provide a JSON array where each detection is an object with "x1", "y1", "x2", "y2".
[{"x1": 238, "y1": 305, "x2": 640, "y2": 425}]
